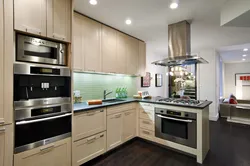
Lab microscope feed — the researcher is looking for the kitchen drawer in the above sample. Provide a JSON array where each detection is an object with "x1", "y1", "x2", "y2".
[
  {"x1": 139, "y1": 128, "x2": 155, "y2": 141},
  {"x1": 74, "y1": 108, "x2": 106, "y2": 141},
  {"x1": 107, "y1": 103, "x2": 136, "y2": 115},
  {"x1": 73, "y1": 132, "x2": 106, "y2": 166},
  {"x1": 139, "y1": 119, "x2": 154, "y2": 131},
  {"x1": 139, "y1": 102, "x2": 155, "y2": 111},
  {"x1": 139, "y1": 108, "x2": 154, "y2": 121}
]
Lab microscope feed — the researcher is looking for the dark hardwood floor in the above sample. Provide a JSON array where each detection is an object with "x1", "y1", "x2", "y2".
[{"x1": 82, "y1": 119, "x2": 250, "y2": 166}]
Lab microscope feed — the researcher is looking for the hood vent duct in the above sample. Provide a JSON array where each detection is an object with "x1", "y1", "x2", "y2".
[{"x1": 152, "y1": 20, "x2": 208, "y2": 67}]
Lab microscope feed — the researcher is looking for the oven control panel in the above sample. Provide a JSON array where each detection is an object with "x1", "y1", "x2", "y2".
[{"x1": 155, "y1": 108, "x2": 197, "y2": 120}]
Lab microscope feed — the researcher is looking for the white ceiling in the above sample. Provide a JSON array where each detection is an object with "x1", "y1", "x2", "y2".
[
  {"x1": 219, "y1": 43, "x2": 250, "y2": 63},
  {"x1": 74, "y1": 0, "x2": 250, "y2": 56}
]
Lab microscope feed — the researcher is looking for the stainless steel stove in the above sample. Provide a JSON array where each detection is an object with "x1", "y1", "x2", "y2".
[{"x1": 157, "y1": 98, "x2": 203, "y2": 106}]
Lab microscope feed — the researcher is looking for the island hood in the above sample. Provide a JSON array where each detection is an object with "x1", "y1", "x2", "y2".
[{"x1": 152, "y1": 20, "x2": 208, "y2": 67}]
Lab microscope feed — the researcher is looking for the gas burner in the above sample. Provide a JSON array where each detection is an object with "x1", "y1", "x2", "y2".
[{"x1": 157, "y1": 98, "x2": 203, "y2": 106}]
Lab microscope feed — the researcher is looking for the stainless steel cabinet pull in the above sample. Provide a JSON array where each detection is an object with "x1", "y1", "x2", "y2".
[
  {"x1": 125, "y1": 112, "x2": 131, "y2": 116},
  {"x1": 53, "y1": 33, "x2": 65, "y2": 40},
  {"x1": 0, "y1": 120, "x2": 4, "y2": 125},
  {"x1": 114, "y1": 114, "x2": 121, "y2": 118},
  {"x1": 87, "y1": 112, "x2": 95, "y2": 116},
  {"x1": 0, "y1": 127, "x2": 6, "y2": 133},
  {"x1": 157, "y1": 115, "x2": 193, "y2": 123},
  {"x1": 16, "y1": 113, "x2": 72, "y2": 125},
  {"x1": 23, "y1": 25, "x2": 41, "y2": 35},
  {"x1": 40, "y1": 144, "x2": 55, "y2": 152},
  {"x1": 100, "y1": 110, "x2": 104, "y2": 112},
  {"x1": 87, "y1": 137, "x2": 96, "y2": 144},
  {"x1": 142, "y1": 131, "x2": 150, "y2": 135},
  {"x1": 143, "y1": 121, "x2": 150, "y2": 125}
]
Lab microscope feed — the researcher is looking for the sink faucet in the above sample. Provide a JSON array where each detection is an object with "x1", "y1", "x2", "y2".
[{"x1": 104, "y1": 90, "x2": 113, "y2": 100}]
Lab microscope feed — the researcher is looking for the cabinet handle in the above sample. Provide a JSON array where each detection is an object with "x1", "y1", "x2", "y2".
[
  {"x1": 142, "y1": 121, "x2": 150, "y2": 125},
  {"x1": 53, "y1": 33, "x2": 65, "y2": 41},
  {"x1": 40, "y1": 144, "x2": 55, "y2": 152},
  {"x1": 114, "y1": 114, "x2": 122, "y2": 118},
  {"x1": 87, "y1": 112, "x2": 96, "y2": 116},
  {"x1": 23, "y1": 25, "x2": 41, "y2": 35},
  {"x1": 142, "y1": 131, "x2": 150, "y2": 135},
  {"x1": 100, "y1": 110, "x2": 104, "y2": 112},
  {"x1": 87, "y1": 136, "x2": 96, "y2": 144},
  {"x1": 0, "y1": 127, "x2": 6, "y2": 133},
  {"x1": 0, "y1": 120, "x2": 4, "y2": 125},
  {"x1": 125, "y1": 112, "x2": 132, "y2": 116}
]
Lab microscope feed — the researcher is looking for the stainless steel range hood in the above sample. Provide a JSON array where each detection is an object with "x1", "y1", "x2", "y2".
[{"x1": 152, "y1": 21, "x2": 208, "y2": 67}]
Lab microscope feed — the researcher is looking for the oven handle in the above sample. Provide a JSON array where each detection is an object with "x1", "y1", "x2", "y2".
[
  {"x1": 16, "y1": 113, "x2": 72, "y2": 125},
  {"x1": 157, "y1": 114, "x2": 193, "y2": 123}
]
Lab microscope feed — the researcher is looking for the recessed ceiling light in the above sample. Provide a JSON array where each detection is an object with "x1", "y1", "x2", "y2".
[
  {"x1": 243, "y1": 54, "x2": 247, "y2": 57},
  {"x1": 125, "y1": 19, "x2": 132, "y2": 25},
  {"x1": 89, "y1": 0, "x2": 97, "y2": 5},
  {"x1": 242, "y1": 58, "x2": 246, "y2": 61},
  {"x1": 243, "y1": 48, "x2": 248, "y2": 51},
  {"x1": 170, "y1": 2, "x2": 178, "y2": 9}
]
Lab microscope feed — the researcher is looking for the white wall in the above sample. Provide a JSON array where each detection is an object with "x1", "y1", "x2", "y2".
[
  {"x1": 224, "y1": 63, "x2": 250, "y2": 99},
  {"x1": 137, "y1": 42, "x2": 167, "y2": 97},
  {"x1": 197, "y1": 49, "x2": 219, "y2": 121}
]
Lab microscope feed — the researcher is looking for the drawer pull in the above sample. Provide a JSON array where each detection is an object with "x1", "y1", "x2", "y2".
[
  {"x1": 23, "y1": 25, "x2": 41, "y2": 35},
  {"x1": 0, "y1": 120, "x2": 4, "y2": 125},
  {"x1": 87, "y1": 137, "x2": 96, "y2": 144},
  {"x1": 100, "y1": 134, "x2": 104, "y2": 137},
  {"x1": 0, "y1": 127, "x2": 6, "y2": 133},
  {"x1": 100, "y1": 110, "x2": 104, "y2": 112},
  {"x1": 125, "y1": 112, "x2": 132, "y2": 116},
  {"x1": 142, "y1": 121, "x2": 150, "y2": 125},
  {"x1": 142, "y1": 131, "x2": 150, "y2": 135},
  {"x1": 87, "y1": 112, "x2": 96, "y2": 116},
  {"x1": 40, "y1": 144, "x2": 55, "y2": 152},
  {"x1": 114, "y1": 114, "x2": 121, "y2": 118}
]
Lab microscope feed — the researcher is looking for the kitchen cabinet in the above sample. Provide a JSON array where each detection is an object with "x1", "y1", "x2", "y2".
[
  {"x1": 73, "y1": 108, "x2": 106, "y2": 141},
  {"x1": 107, "y1": 113, "x2": 123, "y2": 151},
  {"x1": 126, "y1": 36, "x2": 139, "y2": 75},
  {"x1": 101, "y1": 25, "x2": 117, "y2": 73},
  {"x1": 0, "y1": 0, "x2": 3, "y2": 125},
  {"x1": 14, "y1": 0, "x2": 47, "y2": 36},
  {"x1": 14, "y1": 138, "x2": 71, "y2": 166},
  {"x1": 0, "y1": 124, "x2": 13, "y2": 166},
  {"x1": 139, "y1": 128, "x2": 155, "y2": 142},
  {"x1": 73, "y1": 12, "x2": 84, "y2": 71},
  {"x1": 123, "y1": 109, "x2": 136, "y2": 142},
  {"x1": 116, "y1": 32, "x2": 127, "y2": 74},
  {"x1": 47, "y1": 0, "x2": 71, "y2": 42},
  {"x1": 138, "y1": 41, "x2": 146, "y2": 76},
  {"x1": 73, "y1": 132, "x2": 106, "y2": 166}
]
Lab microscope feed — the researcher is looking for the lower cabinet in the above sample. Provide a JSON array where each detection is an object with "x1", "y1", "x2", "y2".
[
  {"x1": 0, "y1": 124, "x2": 13, "y2": 166},
  {"x1": 123, "y1": 109, "x2": 136, "y2": 142},
  {"x1": 73, "y1": 132, "x2": 106, "y2": 166},
  {"x1": 107, "y1": 112, "x2": 123, "y2": 151},
  {"x1": 14, "y1": 138, "x2": 71, "y2": 166},
  {"x1": 139, "y1": 128, "x2": 155, "y2": 142}
]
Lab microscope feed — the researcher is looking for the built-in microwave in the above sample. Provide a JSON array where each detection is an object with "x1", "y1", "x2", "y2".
[{"x1": 16, "y1": 34, "x2": 67, "y2": 66}]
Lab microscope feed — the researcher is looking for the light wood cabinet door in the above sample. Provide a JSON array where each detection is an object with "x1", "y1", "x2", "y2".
[
  {"x1": 138, "y1": 41, "x2": 146, "y2": 76},
  {"x1": 116, "y1": 32, "x2": 127, "y2": 74},
  {"x1": 0, "y1": 0, "x2": 3, "y2": 125},
  {"x1": 47, "y1": 0, "x2": 71, "y2": 42},
  {"x1": 14, "y1": 138, "x2": 71, "y2": 166},
  {"x1": 73, "y1": 13, "x2": 84, "y2": 71},
  {"x1": 107, "y1": 113, "x2": 123, "y2": 151},
  {"x1": 73, "y1": 108, "x2": 106, "y2": 141},
  {"x1": 82, "y1": 16, "x2": 101, "y2": 72},
  {"x1": 123, "y1": 109, "x2": 136, "y2": 142},
  {"x1": 126, "y1": 36, "x2": 139, "y2": 75},
  {"x1": 101, "y1": 25, "x2": 117, "y2": 73},
  {"x1": 14, "y1": 0, "x2": 47, "y2": 36},
  {"x1": 0, "y1": 124, "x2": 13, "y2": 166},
  {"x1": 73, "y1": 132, "x2": 106, "y2": 166}
]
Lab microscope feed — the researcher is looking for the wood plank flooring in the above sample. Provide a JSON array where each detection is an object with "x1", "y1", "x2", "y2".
[{"x1": 82, "y1": 119, "x2": 250, "y2": 166}]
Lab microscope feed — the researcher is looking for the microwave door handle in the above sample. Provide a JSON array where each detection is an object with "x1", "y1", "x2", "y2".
[
  {"x1": 16, "y1": 113, "x2": 72, "y2": 125},
  {"x1": 157, "y1": 114, "x2": 193, "y2": 123}
]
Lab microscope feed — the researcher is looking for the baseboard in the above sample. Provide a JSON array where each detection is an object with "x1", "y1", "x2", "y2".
[
  {"x1": 209, "y1": 113, "x2": 219, "y2": 121},
  {"x1": 227, "y1": 117, "x2": 250, "y2": 125}
]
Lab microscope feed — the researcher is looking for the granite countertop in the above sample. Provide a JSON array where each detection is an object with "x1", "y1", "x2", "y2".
[{"x1": 74, "y1": 97, "x2": 213, "y2": 113}]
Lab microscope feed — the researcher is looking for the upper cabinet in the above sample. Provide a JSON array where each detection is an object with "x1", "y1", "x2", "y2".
[
  {"x1": 138, "y1": 41, "x2": 146, "y2": 76},
  {"x1": 0, "y1": 0, "x2": 4, "y2": 125},
  {"x1": 101, "y1": 25, "x2": 117, "y2": 73},
  {"x1": 126, "y1": 36, "x2": 139, "y2": 75},
  {"x1": 116, "y1": 32, "x2": 127, "y2": 74},
  {"x1": 14, "y1": 0, "x2": 71, "y2": 42},
  {"x1": 14, "y1": 0, "x2": 47, "y2": 36},
  {"x1": 47, "y1": 0, "x2": 71, "y2": 42}
]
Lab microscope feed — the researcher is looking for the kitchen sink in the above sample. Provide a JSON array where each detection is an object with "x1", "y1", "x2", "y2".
[{"x1": 102, "y1": 99, "x2": 125, "y2": 103}]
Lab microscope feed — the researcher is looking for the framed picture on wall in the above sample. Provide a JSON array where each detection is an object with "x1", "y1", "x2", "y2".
[
  {"x1": 235, "y1": 73, "x2": 250, "y2": 86},
  {"x1": 155, "y1": 73, "x2": 163, "y2": 87},
  {"x1": 141, "y1": 72, "x2": 151, "y2": 87}
]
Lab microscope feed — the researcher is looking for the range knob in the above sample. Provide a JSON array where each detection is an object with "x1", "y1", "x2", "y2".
[
  {"x1": 185, "y1": 113, "x2": 189, "y2": 117},
  {"x1": 160, "y1": 110, "x2": 164, "y2": 113}
]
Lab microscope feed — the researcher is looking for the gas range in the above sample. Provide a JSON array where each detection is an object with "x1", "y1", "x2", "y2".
[{"x1": 157, "y1": 98, "x2": 203, "y2": 106}]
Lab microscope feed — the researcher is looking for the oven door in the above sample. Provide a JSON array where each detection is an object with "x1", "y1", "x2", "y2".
[
  {"x1": 17, "y1": 34, "x2": 66, "y2": 65},
  {"x1": 14, "y1": 113, "x2": 72, "y2": 153},
  {"x1": 155, "y1": 114, "x2": 197, "y2": 148}
]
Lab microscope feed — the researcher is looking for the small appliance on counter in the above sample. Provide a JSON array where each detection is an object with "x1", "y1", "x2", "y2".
[
  {"x1": 134, "y1": 91, "x2": 152, "y2": 99},
  {"x1": 73, "y1": 90, "x2": 83, "y2": 103}
]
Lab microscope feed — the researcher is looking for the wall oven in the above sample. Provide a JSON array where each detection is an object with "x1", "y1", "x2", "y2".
[
  {"x1": 16, "y1": 34, "x2": 67, "y2": 66},
  {"x1": 155, "y1": 108, "x2": 197, "y2": 148},
  {"x1": 14, "y1": 63, "x2": 71, "y2": 108},
  {"x1": 14, "y1": 103, "x2": 72, "y2": 153}
]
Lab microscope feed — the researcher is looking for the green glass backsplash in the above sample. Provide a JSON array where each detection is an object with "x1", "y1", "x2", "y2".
[{"x1": 73, "y1": 72, "x2": 137, "y2": 101}]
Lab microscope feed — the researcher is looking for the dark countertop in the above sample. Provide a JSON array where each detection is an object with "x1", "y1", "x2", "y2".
[{"x1": 74, "y1": 97, "x2": 213, "y2": 113}]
